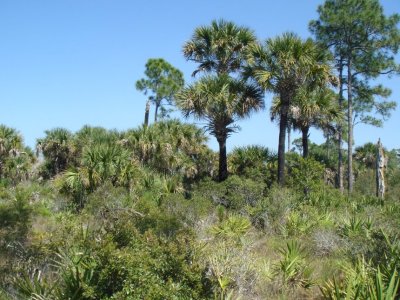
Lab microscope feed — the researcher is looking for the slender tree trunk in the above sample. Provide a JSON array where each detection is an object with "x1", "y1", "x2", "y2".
[
  {"x1": 55, "y1": 157, "x2": 59, "y2": 175},
  {"x1": 278, "y1": 101, "x2": 288, "y2": 186},
  {"x1": 347, "y1": 57, "x2": 354, "y2": 193},
  {"x1": 0, "y1": 158, "x2": 3, "y2": 179},
  {"x1": 376, "y1": 139, "x2": 385, "y2": 199},
  {"x1": 337, "y1": 60, "x2": 344, "y2": 193},
  {"x1": 154, "y1": 103, "x2": 159, "y2": 123},
  {"x1": 144, "y1": 99, "x2": 150, "y2": 127},
  {"x1": 326, "y1": 135, "x2": 330, "y2": 161},
  {"x1": 88, "y1": 169, "x2": 94, "y2": 192},
  {"x1": 302, "y1": 126, "x2": 309, "y2": 158},
  {"x1": 217, "y1": 135, "x2": 228, "y2": 182},
  {"x1": 287, "y1": 126, "x2": 291, "y2": 152}
]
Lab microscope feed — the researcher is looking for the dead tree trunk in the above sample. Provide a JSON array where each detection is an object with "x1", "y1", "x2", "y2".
[
  {"x1": 376, "y1": 139, "x2": 385, "y2": 199},
  {"x1": 144, "y1": 99, "x2": 150, "y2": 127}
]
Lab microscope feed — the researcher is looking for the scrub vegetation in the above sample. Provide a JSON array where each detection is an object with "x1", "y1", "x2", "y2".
[{"x1": 1, "y1": 0, "x2": 400, "y2": 299}]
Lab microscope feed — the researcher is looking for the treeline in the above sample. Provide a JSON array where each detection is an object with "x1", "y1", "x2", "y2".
[
  {"x1": 137, "y1": 0, "x2": 399, "y2": 192},
  {"x1": 1, "y1": 0, "x2": 400, "y2": 299}
]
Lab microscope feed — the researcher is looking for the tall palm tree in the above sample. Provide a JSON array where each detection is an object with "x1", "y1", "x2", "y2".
[
  {"x1": 176, "y1": 74, "x2": 264, "y2": 181},
  {"x1": 247, "y1": 33, "x2": 335, "y2": 186},
  {"x1": 181, "y1": 20, "x2": 260, "y2": 181},
  {"x1": 292, "y1": 88, "x2": 340, "y2": 158},
  {"x1": 271, "y1": 88, "x2": 340, "y2": 158},
  {"x1": 183, "y1": 19, "x2": 257, "y2": 76}
]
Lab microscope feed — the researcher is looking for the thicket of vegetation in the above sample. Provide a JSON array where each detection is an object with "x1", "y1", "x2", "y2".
[{"x1": 1, "y1": 0, "x2": 400, "y2": 299}]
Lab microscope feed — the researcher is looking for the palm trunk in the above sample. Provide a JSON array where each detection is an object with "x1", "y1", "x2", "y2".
[
  {"x1": 278, "y1": 102, "x2": 288, "y2": 186},
  {"x1": 337, "y1": 60, "x2": 344, "y2": 193},
  {"x1": 301, "y1": 126, "x2": 309, "y2": 158},
  {"x1": 144, "y1": 99, "x2": 150, "y2": 127},
  {"x1": 154, "y1": 103, "x2": 159, "y2": 123},
  {"x1": 326, "y1": 135, "x2": 330, "y2": 161},
  {"x1": 55, "y1": 157, "x2": 59, "y2": 175},
  {"x1": 347, "y1": 57, "x2": 353, "y2": 193},
  {"x1": 217, "y1": 135, "x2": 228, "y2": 182},
  {"x1": 88, "y1": 169, "x2": 94, "y2": 192}
]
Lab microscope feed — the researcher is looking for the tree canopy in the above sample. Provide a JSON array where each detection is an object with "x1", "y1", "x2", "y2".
[
  {"x1": 136, "y1": 58, "x2": 184, "y2": 124},
  {"x1": 310, "y1": 0, "x2": 400, "y2": 192}
]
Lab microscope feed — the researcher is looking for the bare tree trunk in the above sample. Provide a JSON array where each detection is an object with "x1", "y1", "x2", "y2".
[
  {"x1": 301, "y1": 126, "x2": 309, "y2": 158},
  {"x1": 278, "y1": 102, "x2": 288, "y2": 186},
  {"x1": 144, "y1": 99, "x2": 150, "y2": 127},
  {"x1": 326, "y1": 134, "x2": 330, "y2": 161},
  {"x1": 376, "y1": 139, "x2": 385, "y2": 199},
  {"x1": 287, "y1": 126, "x2": 291, "y2": 152},
  {"x1": 347, "y1": 57, "x2": 354, "y2": 193},
  {"x1": 154, "y1": 103, "x2": 159, "y2": 123},
  {"x1": 337, "y1": 59, "x2": 344, "y2": 193},
  {"x1": 217, "y1": 135, "x2": 228, "y2": 182}
]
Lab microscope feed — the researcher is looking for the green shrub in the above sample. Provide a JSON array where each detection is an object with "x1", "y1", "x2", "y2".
[
  {"x1": 321, "y1": 258, "x2": 400, "y2": 300},
  {"x1": 273, "y1": 240, "x2": 313, "y2": 289},
  {"x1": 93, "y1": 232, "x2": 212, "y2": 300},
  {"x1": 264, "y1": 185, "x2": 299, "y2": 226},
  {"x1": 228, "y1": 145, "x2": 277, "y2": 184},
  {"x1": 195, "y1": 176, "x2": 266, "y2": 210},
  {"x1": 287, "y1": 155, "x2": 325, "y2": 198},
  {"x1": 210, "y1": 214, "x2": 252, "y2": 241}
]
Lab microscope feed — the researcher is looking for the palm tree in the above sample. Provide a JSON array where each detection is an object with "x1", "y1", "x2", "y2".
[
  {"x1": 176, "y1": 75, "x2": 264, "y2": 181},
  {"x1": 354, "y1": 142, "x2": 379, "y2": 170},
  {"x1": 0, "y1": 125, "x2": 24, "y2": 179},
  {"x1": 183, "y1": 19, "x2": 257, "y2": 76},
  {"x1": 271, "y1": 88, "x2": 340, "y2": 158},
  {"x1": 181, "y1": 20, "x2": 261, "y2": 181},
  {"x1": 293, "y1": 88, "x2": 340, "y2": 158},
  {"x1": 123, "y1": 120, "x2": 209, "y2": 177},
  {"x1": 55, "y1": 168, "x2": 88, "y2": 210},
  {"x1": 36, "y1": 128, "x2": 75, "y2": 178},
  {"x1": 228, "y1": 145, "x2": 276, "y2": 177},
  {"x1": 75, "y1": 125, "x2": 119, "y2": 147},
  {"x1": 247, "y1": 33, "x2": 335, "y2": 186}
]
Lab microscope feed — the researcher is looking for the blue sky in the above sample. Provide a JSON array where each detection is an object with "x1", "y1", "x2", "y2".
[{"x1": 0, "y1": 0, "x2": 399, "y2": 152}]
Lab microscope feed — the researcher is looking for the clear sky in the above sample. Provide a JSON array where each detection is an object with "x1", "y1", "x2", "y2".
[{"x1": 0, "y1": 0, "x2": 399, "y2": 152}]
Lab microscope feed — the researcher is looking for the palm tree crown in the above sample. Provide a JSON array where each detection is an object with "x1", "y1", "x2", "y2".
[{"x1": 183, "y1": 19, "x2": 257, "y2": 76}]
